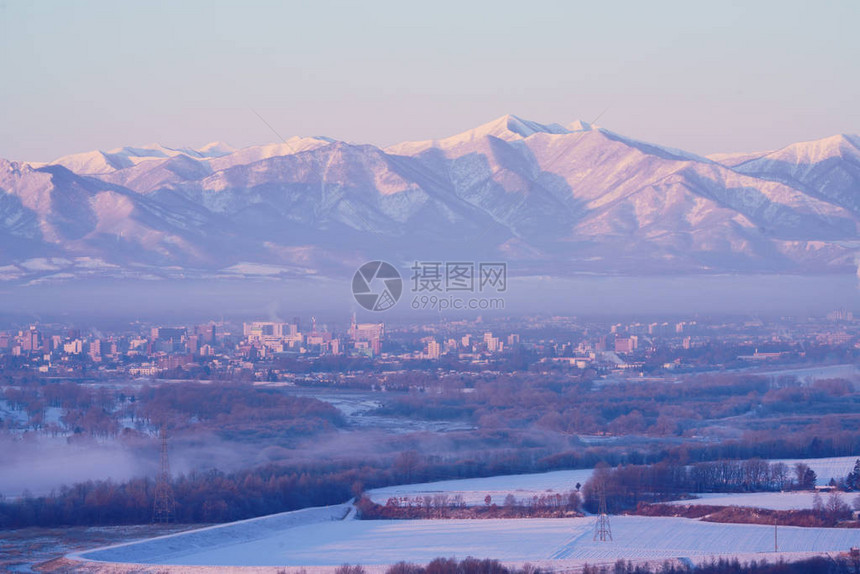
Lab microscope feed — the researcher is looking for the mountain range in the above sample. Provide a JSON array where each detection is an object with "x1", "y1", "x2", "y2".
[{"x1": 1, "y1": 115, "x2": 859, "y2": 283}]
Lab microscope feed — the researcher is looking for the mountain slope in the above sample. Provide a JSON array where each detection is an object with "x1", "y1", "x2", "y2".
[{"x1": 1, "y1": 117, "x2": 858, "y2": 282}]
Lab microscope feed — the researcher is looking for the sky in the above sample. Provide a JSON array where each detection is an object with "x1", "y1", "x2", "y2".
[{"x1": 1, "y1": 0, "x2": 858, "y2": 162}]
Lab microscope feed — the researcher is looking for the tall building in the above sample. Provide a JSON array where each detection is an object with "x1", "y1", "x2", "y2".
[
  {"x1": 350, "y1": 315, "x2": 384, "y2": 355},
  {"x1": 350, "y1": 317, "x2": 384, "y2": 341},
  {"x1": 64, "y1": 340, "x2": 83, "y2": 354},
  {"x1": 88, "y1": 339, "x2": 102, "y2": 360},
  {"x1": 151, "y1": 327, "x2": 186, "y2": 341},
  {"x1": 483, "y1": 332, "x2": 501, "y2": 353},
  {"x1": 426, "y1": 339, "x2": 441, "y2": 359},
  {"x1": 195, "y1": 324, "x2": 217, "y2": 345},
  {"x1": 244, "y1": 322, "x2": 298, "y2": 340},
  {"x1": 615, "y1": 336, "x2": 638, "y2": 353},
  {"x1": 20, "y1": 327, "x2": 41, "y2": 353}
]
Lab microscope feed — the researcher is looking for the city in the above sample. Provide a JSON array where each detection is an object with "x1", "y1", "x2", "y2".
[{"x1": 1, "y1": 311, "x2": 858, "y2": 386}]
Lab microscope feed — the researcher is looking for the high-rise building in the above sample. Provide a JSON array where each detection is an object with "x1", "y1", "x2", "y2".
[
  {"x1": 195, "y1": 324, "x2": 217, "y2": 345},
  {"x1": 152, "y1": 327, "x2": 186, "y2": 342},
  {"x1": 615, "y1": 336, "x2": 638, "y2": 353},
  {"x1": 21, "y1": 327, "x2": 41, "y2": 352},
  {"x1": 483, "y1": 332, "x2": 501, "y2": 353},
  {"x1": 244, "y1": 322, "x2": 299, "y2": 341},
  {"x1": 426, "y1": 339, "x2": 441, "y2": 359},
  {"x1": 64, "y1": 340, "x2": 83, "y2": 354},
  {"x1": 88, "y1": 339, "x2": 102, "y2": 361}
]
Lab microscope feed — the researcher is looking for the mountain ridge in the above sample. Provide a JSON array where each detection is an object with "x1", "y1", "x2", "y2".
[{"x1": 1, "y1": 115, "x2": 859, "y2": 283}]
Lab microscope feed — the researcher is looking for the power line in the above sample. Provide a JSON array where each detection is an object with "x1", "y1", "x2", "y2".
[
  {"x1": 593, "y1": 481, "x2": 612, "y2": 542},
  {"x1": 250, "y1": 107, "x2": 288, "y2": 143},
  {"x1": 153, "y1": 426, "x2": 176, "y2": 523}
]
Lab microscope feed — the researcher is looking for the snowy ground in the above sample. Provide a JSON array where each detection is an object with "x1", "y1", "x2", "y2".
[
  {"x1": 74, "y1": 505, "x2": 860, "y2": 570},
  {"x1": 668, "y1": 491, "x2": 848, "y2": 510},
  {"x1": 364, "y1": 455, "x2": 859, "y2": 507},
  {"x1": 772, "y1": 456, "x2": 858, "y2": 485},
  {"x1": 367, "y1": 469, "x2": 593, "y2": 505},
  {"x1": 66, "y1": 458, "x2": 860, "y2": 571}
]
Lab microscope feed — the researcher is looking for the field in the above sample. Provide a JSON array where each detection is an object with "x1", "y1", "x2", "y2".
[
  {"x1": 364, "y1": 457, "x2": 859, "y2": 507},
  {"x1": 367, "y1": 468, "x2": 594, "y2": 505},
  {"x1": 71, "y1": 504, "x2": 860, "y2": 572},
  {"x1": 660, "y1": 455, "x2": 860, "y2": 511},
  {"x1": 668, "y1": 491, "x2": 854, "y2": 510},
  {"x1": 31, "y1": 457, "x2": 859, "y2": 572},
  {"x1": 773, "y1": 456, "x2": 859, "y2": 485}
]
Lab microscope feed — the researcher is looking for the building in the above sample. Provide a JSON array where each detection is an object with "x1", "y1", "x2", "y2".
[
  {"x1": 243, "y1": 322, "x2": 297, "y2": 339},
  {"x1": 615, "y1": 336, "x2": 638, "y2": 353},
  {"x1": 151, "y1": 327, "x2": 186, "y2": 342},
  {"x1": 351, "y1": 316, "x2": 384, "y2": 355},
  {"x1": 63, "y1": 340, "x2": 83, "y2": 354},
  {"x1": 195, "y1": 324, "x2": 217, "y2": 345},
  {"x1": 426, "y1": 339, "x2": 441, "y2": 359},
  {"x1": 351, "y1": 320, "x2": 384, "y2": 342},
  {"x1": 20, "y1": 327, "x2": 41, "y2": 352},
  {"x1": 88, "y1": 339, "x2": 102, "y2": 361},
  {"x1": 483, "y1": 332, "x2": 501, "y2": 353}
]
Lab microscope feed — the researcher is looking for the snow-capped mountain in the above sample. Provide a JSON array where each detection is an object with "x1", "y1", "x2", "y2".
[{"x1": 1, "y1": 115, "x2": 858, "y2": 282}]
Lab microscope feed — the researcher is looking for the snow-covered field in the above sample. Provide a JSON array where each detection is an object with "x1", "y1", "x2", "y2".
[
  {"x1": 773, "y1": 456, "x2": 858, "y2": 485},
  {"x1": 668, "y1": 491, "x2": 848, "y2": 510},
  {"x1": 367, "y1": 469, "x2": 593, "y2": 505},
  {"x1": 68, "y1": 458, "x2": 860, "y2": 571},
  {"x1": 364, "y1": 455, "x2": 859, "y2": 507},
  {"x1": 75, "y1": 505, "x2": 860, "y2": 570}
]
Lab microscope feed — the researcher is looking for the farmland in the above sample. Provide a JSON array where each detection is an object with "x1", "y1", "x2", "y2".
[{"x1": 68, "y1": 505, "x2": 860, "y2": 572}]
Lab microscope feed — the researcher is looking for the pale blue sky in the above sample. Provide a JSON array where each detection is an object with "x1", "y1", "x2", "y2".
[{"x1": 2, "y1": 0, "x2": 858, "y2": 161}]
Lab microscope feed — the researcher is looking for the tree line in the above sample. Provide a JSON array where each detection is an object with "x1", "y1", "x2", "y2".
[
  {"x1": 582, "y1": 459, "x2": 860, "y2": 514},
  {"x1": 327, "y1": 554, "x2": 860, "y2": 574}
]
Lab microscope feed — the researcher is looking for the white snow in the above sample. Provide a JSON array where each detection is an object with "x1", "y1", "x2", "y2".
[
  {"x1": 773, "y1": 456, "x2": 859, "y2": 485},
  {"x1": 74, "y1": 510, "x2": 860, "y2": 568},
  {"x1": 6, "y1": 116, "x2": 860, "y2": 280},
  {"x1": 668, "y1": 491, "x2": 846, "y2": 511},
  {"x1": 385, "y1": 114, "x2": 569, "y2": 156},
  {"x1": 367, "y1": 469, "x2": 593, "y2": 505}
]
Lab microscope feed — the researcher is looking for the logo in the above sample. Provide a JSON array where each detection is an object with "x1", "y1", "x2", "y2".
[{"x1": 352, "y1": 261, "x2": 403, "y2": 311}]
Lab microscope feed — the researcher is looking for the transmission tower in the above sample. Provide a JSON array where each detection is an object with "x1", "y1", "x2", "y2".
[
  {"x1": 153, "y1": 426, "x2": 176, "y2": 523},
  {"x1": 593, "y1": 483, "x2": 612, "y2": 542}
]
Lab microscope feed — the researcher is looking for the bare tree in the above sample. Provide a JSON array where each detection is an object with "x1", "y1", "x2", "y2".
[
  {"x1": 812, "y1": 491, "x2": 825, "y2": 515},
  {"x1": 826, "y1": 491, "x2": 851, "y2": 520}
]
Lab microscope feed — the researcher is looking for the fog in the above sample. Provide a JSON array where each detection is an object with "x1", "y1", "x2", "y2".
[
  {"x1": 0, "y1": 430, "x2": 292, "y2": 499},
  {"x1": 0, "y1": 435, "x2": 150, "y2": 499},
  {"x1": 0, "y1": 274, "x2": 857, "y2": 324},
  {"x1": 0, "y1": 401, "x2": 579, "y2": 499}
]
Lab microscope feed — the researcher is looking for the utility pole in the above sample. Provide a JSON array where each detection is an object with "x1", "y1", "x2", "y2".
[
  {"x1": 593, "y1": 483, "x2": 613, "y2": 542},
  {"x1": 153, "y1": 426, "x2": 176, "y2": 523},
  {"x1": 774, "y1": 518, "x2": 778, "y2": 552}
]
